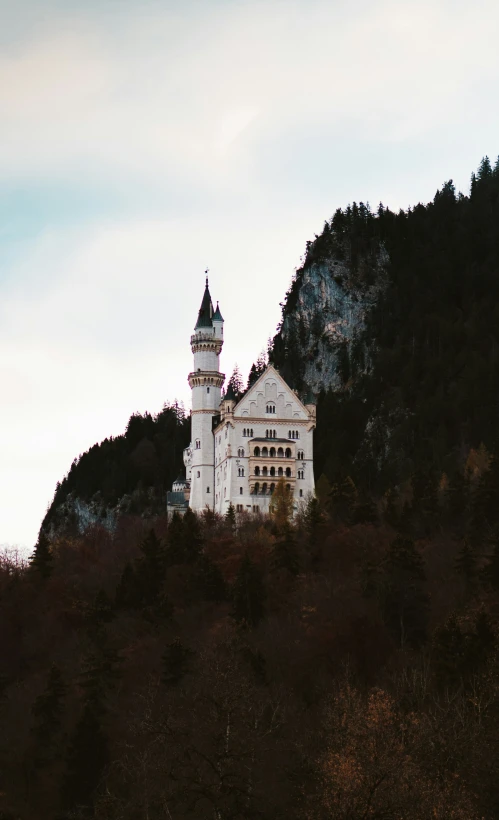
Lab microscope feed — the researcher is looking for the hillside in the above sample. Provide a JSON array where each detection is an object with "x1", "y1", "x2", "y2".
[
  {"x1": 4, "y1": 476, "x2": 499, "y2": 818},
  {"x1": 270, "y1": 157, "x2": 499, "y2": 492}
]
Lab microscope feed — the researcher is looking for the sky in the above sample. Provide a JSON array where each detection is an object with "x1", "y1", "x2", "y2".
[{"x1": 1, "y1": 0, "x2": 499, "y2": 551}]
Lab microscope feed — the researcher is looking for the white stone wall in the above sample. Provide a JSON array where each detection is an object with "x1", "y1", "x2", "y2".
[{"x1": 214, "y1": 368, "x2": 315, "y2": 516}]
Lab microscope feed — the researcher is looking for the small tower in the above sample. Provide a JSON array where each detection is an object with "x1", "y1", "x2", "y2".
[{"x1": 188, "y1": 276, "x2": 225, "y2": 512}]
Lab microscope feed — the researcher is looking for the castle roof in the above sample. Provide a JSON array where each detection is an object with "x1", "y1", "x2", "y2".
[
  {"x1": 195, "y1": 278, "x2": 214, "y2": 329},
  {"x1": 213, "y1": 302, "x2": 224, "y2": 322}
]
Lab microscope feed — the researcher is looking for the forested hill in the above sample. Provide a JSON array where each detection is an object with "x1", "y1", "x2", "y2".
[
  {"x1": 42, "y1": 403, "x2": 190, "y2": 537},
  {"x1": 270, "y1": 157, "x2": 499, "y2": 494}
]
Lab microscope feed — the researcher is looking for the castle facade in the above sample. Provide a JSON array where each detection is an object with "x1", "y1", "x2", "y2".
[{"x1": 168, "y1": 279, "x2": 316, "y2": 517}]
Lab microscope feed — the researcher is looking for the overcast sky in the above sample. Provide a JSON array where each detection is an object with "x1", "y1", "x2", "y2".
[{"x1": 1, "y1": 0, "x2": 499, "y2": 550}]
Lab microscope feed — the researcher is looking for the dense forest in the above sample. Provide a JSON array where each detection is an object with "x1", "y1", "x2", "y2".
[
  {"x1": 270, "y1": 157, "x2": 499, "y2": 497},
  {"x1": 3, "y1": 467, "x2": 499, "y2": 818}
]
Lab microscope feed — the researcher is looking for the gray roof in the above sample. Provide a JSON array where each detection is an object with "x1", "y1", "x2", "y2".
[
  {"x1": 194, "y1": 280, "x2": 214, "y2": 329},
  {"x1": 213, "y1": 302, "x2": 224, "y2": 322},
  {"x1": 167, "y1": 492, "x2": 189, "y2": 506},
  {"x1": 250, "y1": 438, "x2": 294, "y2": 444}
]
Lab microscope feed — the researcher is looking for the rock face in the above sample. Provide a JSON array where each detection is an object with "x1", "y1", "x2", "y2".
[{"x1": 272, "y1": 244, "x2": 388, "y2": 395}]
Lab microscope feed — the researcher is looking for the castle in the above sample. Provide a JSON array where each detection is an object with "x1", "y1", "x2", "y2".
[{"x1": 167, "y1": 278, "x2": 316, "y2": 517}]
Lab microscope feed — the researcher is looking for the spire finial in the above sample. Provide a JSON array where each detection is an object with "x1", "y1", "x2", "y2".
[{"x1": 205, "y1": 267, "x2": 209, "y2": 287}]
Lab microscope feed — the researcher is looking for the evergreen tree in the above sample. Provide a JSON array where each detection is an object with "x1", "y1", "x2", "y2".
[
  {"x1": 271, "y1": 523, "x2": 300, "y2": 576},
  {"x1": 379, "y1": 536, "x2": 428, "y2": 647},
  {"x1": 135, "y1": 528, "x2": 165, "y2": 604},
  {"x1": 194, "y1": 554, "x2": 227, "y2": 602},
  {"x1": 225, "y1": 502, "x2": 237, "y2": 532},
  {"x1": 61, "y1": 700, "x2": 108, "y2": 814},
  {"x1": 329, "y1": 476, "x2": 357, "y2": 522},
  {"x1": 115, "y1": 562, "x2": 141, "y2": 610},
  {"x1": 454, "y1": 539, "x2": 476, "y2": 590},
  {"x1": 351, "y1": 494, "x2": 379, "y2": 525},
  {"x1": 481, "y1": 536, "x2": 499, "y2": 590},
  {"x1": 232, "y1": 553, "x2": 266, "y2": 627},
  {"x1": 30, "y1": 532, "x2": 53, "y2": 579},
  {"x1": 30, "y1": 664, "x2": 66, "y2": 762},
  {"x1": 162, "y1": 637, "x2": 193, "y2": 687},
  {"x1": 432, "y1": 615, "x2": 467, "y2": 690}
]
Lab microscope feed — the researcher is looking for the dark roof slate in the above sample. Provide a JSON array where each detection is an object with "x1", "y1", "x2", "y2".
[{"x1": 195, "y1": 281, "x2": 214, "y2": 329}]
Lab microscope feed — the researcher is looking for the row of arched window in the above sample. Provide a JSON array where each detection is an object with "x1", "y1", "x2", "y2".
[
  {"x1": 252, "y1": 482, "x2": 291, "y2": 495},
  {"x1": 242, "y1": 428, "x2": 254, "y2": 437},
  {"x1": 298, "y1": 470, "x2": 304, "y2": 479},
  {"x1": 237, "y1": 448, "x2": 245, "y2": 457},
  {"x1": 297, "y1": 450, "x2": 304, "y2": 459},
  {"x1": 265, "y1": 430, "x2": 277, "y2": 438},
  {"x1": 253, "y1": 446, "x2": 292, "y2": 458},
  {"x1": 289, "y1": 430, "x2": 300, "y2": 439},
  {"x1": 266, "y1": 403, "x2": 276, "y2": 414},
  {"x1": 238, "y1": 467, "x2": 245, "y2": 476},
  {"x1": 254, "y1": 466, "x2": 292, "y2": 477}
]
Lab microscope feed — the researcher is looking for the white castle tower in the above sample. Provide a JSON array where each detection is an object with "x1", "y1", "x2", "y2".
[{"x1": 188, "y1": 277, "x2": 225, "y2": 511}]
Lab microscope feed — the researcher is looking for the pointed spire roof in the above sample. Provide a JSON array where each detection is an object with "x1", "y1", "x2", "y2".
[
  {"x1": 213, "y1": 301, "x2": 224, "y2": 322},
  {"x1": 195, "y1": 274, "x2": 214, "y2": 329}
]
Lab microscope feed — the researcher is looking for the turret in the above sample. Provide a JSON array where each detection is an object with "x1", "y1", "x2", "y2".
[{"x1": 188, "y1": 275, "x2": 225, "y2": 512}]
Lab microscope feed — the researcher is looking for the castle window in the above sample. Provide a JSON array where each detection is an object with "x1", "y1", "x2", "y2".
[
  {"x1": 255, "y1": 466, "x2": 260, "y2": 476},
  {"x1": 270, "y1": 466, "x2": 275, "y2": 477},
  {"x1": 243, "y1": 428, "x2": 246, "y2": 437},
  {"x1": 254, "y1": 446, "x2": 260, "y2": 457},
  {"x1": 224, "y1": 488, "x2": 226, "y2": 497},
  {"x1": 237, "y1": 504, "x2": 243, "y2": 512},
  {"x1": 285, "y1": 448, "x2": 291, "y2": 458},
  {"x1": 262, "y1": 466, "x2": 268, "y2": 476},
  {"x1": 270, "y1": 483, "x2": 275, "y2": 493},
  {"x1": 250, "y1": 429, "x2": 253, "y2": 437},
  {"x1": 254, "y1": 482, "x2": 260, "y2": 495},
  {"x1": 241, "y1": 468, "x2": 244, "y2": 476},
  {"x1": 266, "y1": 403, "x2": 276, "y2": 414},
  {"x1": 286, "y1": 467, "x2": 291, "y2": 477},
  {"x1": 299, "y1": 489, "x2": 303, "y2": 497},
  {"x1": 207, "y1": 387, "x2": 210, "y2": 394},
  {"x1": 262, "y1": 447, "x2": 268, "y2": 457},
  {"x1": 262, "y1": 482, "x2": 267, "y2": 494},
  {"x1": 240, "y1": 487, "x2": 243, "y2": 495},
  {"x1": 195, "y1": 440, "x2": 201, "y2": 449},
  {"x1": 252, "y1": 505, "x2": 259, "y2": 512},
  {"x1": 197, "y1": 471, "x2": 200, "y2": 478},
  {"x1": 207, "y1": 486, "x2": 210, "y2": 493},
  {"x1": 277, "y1": 447, "x2": 284, "y2": 458},
  {"x1": 270, "y1": 447, "x2": 276, "y2": 457},
  {"x1": 278, "y1": 467, "x2": 283, "y2": 476},
  {"x1": 295, "y1": 431, "x2": 300, "y2": 439},
  {"x1": 288, "y1": 430, "x2": 291, "y2": 439}
]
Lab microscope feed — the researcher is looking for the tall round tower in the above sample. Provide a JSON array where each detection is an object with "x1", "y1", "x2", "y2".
[{"x1": 188, "y1": 277, "x2": 224, "y2": 511}]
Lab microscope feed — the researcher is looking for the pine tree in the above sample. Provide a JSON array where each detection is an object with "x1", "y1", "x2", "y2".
[
  {"x1": 454, "y1": 539, "x2": 476, "y2": 590},
  {"x1": 31, "y1": 664, "x2": 66, "y2": 762},
  {"x1": 329, "y1": 476, "x2": 357, "y2": 522},
  {"x1": 195, "y1": 554, "x2": 227, "y2": 602},
  {"x1": 380, "y1": 536, "x2": 428, "y2": 647},
  {"x1": 482, "y1": 536, "x2": 499, "y2": 590},
  {"x1": 232, "y1": 553, "x2": 266, "y2": 627},
  {"x1": 115, "y1": 562, "x2": 141, "y2": 610},
  {"x1": 271, "y1": 523, "x2": 300, "y2": 576},
  {"x1": 162, "y1": 637, "x2": 193, "y2": 687},
  {"x1": 351, "y1": 495, "x2": 379, "y2": 525},
  {"x1": 432, "y1": 615, "x2": 466, "y2": 690},
  {"x1": 30, "y1": 532, "x2": 53, "y2": 579},
  {"x1": 61, "y1": 700, "x2": 109, "y2": 813},
  {"x1": 135, "y1": 528, "x2": 165, "y2": 604},
  {"x1": 225, "y1": 502, "x2": 237, "y2": 532}
]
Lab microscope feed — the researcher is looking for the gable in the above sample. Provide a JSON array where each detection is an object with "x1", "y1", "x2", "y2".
[{"x1": 234, "y1": 366, "x2": 308, "y2": 420}]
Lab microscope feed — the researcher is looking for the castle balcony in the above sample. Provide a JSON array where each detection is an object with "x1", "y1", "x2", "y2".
[
  {"x1": 188, "y1": 369, "x2": 225, "y2": 389},
  {"x1": 249, "y1": 476, "x2": 296, "y2": 496},
  {"x1": 190, "y1": 332, "x2": 223, "y2": 351}
]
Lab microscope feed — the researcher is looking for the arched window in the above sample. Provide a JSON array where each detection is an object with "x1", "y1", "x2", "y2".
[
  {"x1": 286, "y1": 467, "x2": 291, "y2": 477},
  {"x1": 250, "y1": 429, "x2": 253, "y2": 437},
  {"x1": 288, "y1": 430, "x2": 291, "y2": 439},
  {"x1": 254, "y1": 482, "x2": 260, "y2": 495},
  {"x1": 295, "y1": 431, "x2": 300, "y2": 439},
  {"x1": 299, "y1": 489, "x2": 303, "y2": 497},
  {"x1": 254, "y1": 446, "x2": 260, "y2": 457},
  {"x1": 270, "y1": 483, "x2": 275, "y2": 493},
  {"x1": 241, "y1": 468, "x2": 244, "y2": 476},
  {"x1": 262, "y1": 447, "x2": 268, "y2": 457},
  {"x1": 277, "y1": 447, "x2": 284, "y2": 458},
  {"x1": 255, "y1": 466, "x2": 260, "y2": 476},
  {"x1": 286, "y1": 484, "x2": 291, "y2": 491},
  {"x1": 262, "y1": 466, "x2": 268, "y2": 476},
  {"x1": 278, "y1": 467, "x2": 283, "y2": 476},
  {"x1": 285, "y1": 448, "x2": 291, "y2": 458},
  {"x1": 262, "y1": 482, "x2": 267, "y2": 494},
  {"x1": 243, "y1": 428, "x2": 246, "y2": 437},
  {"x1": 240, "y1": 487, "x2": 243, "y2": 495},
  {"x1": 195, "y1": 440, "x2": 201, "y2": 449},
  {"x1": 270, "y1": 447, "x2": 276, "y2": 457},
  {"x1": 270, "y1": 466, "x2": 275, "y2": 477}
]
